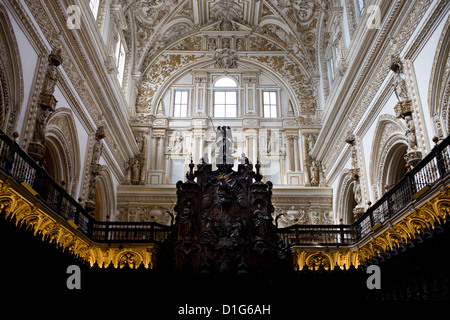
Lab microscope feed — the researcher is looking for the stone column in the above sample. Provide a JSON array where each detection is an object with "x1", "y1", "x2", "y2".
[
  {"x1": 156, "y1": 134, "x2": 165, "y2": 170},
  {"x1": 150, "y1": 134, "x2": 158, "y2": 170},
  {"x1": 252, "y1": 135, "x2": 258, "y2": 165},
  {"x1": 293, "y1": 136, "x2": 300, "y2": 171},
  {"x1": 285, "y1": 135, "x2": 293, "y2": 172}
]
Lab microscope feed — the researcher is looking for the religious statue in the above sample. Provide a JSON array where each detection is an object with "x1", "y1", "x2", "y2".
[
  {"x1": 41, "y1": 48, "x2": 63, "y2": 97},
  {"x1": 208, "y1": 38, "x2": 217, "y2": 51},
  {"x1": 33, "y1": 107, "x2": 52, "y2": 144},
  {"x1": 307, "y1": 134, "x2": 316, "y2": 156},
  {"x1": 390, "y1": 55, "x2": 410, "y2": 102},
  {"x1": 393, "y1": 72, "x2": 410, "y2": 102},
  {"x1": 253, "y1": 203, "x2": 271, "y2": 238},
  {"x1": 180, "y1": 201, "x2": 194, "y2": 239},
  {"x1": 131, "y1": 158, "x2": 141, "y2": 184},
  {"x1": 172, "y1": 131, "x2": 183, "y2": 154},
  {"x1": 236, "y1": 38, "x2": 245, "y2": 51},
  {"x1": 215, "y1": 126, "x2": 234, "y2": 164},
  {"x1": 404, "y1": 115, "x2": 418, "y2": 150},
  {"x1": 310, "y1": 160, "x2": 319, "y2": 186}
]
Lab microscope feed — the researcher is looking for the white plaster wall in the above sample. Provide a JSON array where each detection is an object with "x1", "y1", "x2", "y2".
[
  {"x1": 411, "y1": 10, "x2": 450, "y2": 140},
  {"x1": 8, "y1": 10, "x2": 39, "y2": 136}
]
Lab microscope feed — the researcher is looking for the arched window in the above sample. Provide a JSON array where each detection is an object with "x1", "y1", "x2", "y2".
[
  {"x1": 214, "y1": 77, "x2": 237, "y2": 87},
  {"x1": 213, "y1": 76, "x2": 238, "y2": 118},
  {"x1": 115, "y1": 34, "x2": 126, "y2": 85}
]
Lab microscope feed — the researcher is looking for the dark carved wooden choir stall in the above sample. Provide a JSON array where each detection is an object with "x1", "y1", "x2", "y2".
[{"x1": 162, "y1": 126, "x2": 290, "y2": 273}]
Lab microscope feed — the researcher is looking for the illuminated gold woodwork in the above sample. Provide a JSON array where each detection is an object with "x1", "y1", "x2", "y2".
[
  {"x1": 292, "y1": 184, "x2": 450, "y2": 270},
  {"x1": 2, "y1": 174, "x2": 449, "y2": 271},
  {"x1": 0, "y1": 177, "x2": 158, "y2": 269}
]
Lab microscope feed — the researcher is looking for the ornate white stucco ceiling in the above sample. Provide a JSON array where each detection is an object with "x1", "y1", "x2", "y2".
[{"x1": 120, "y1": 0, "x2": 330, "y2": 74}]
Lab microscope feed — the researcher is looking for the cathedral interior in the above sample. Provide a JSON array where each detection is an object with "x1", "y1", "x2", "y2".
[{"x1": 1, "y1": 0, "x2": 450, "y2": 310}]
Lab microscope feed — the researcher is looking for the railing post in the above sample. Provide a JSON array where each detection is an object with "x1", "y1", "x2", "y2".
[
  {"x1": 150, "y1": 224, "x2": 155, "y2": 241},
  {"x1": 74, "y1": 205, "x2": 80, "y2": 226},
  {"x1": 369, "y1": 209, "x2": 374, "y2": 228},
  {"x1": 104, "y1": 222, "x2": 109, "y2": 241},
  {"x1": 435, "y1": 147, "x2": 446, "y2": 178},
  {"x1": 56, "y1": 189, "x2": 64, "y2": 215},
  {"x1": 340, "y1": 226, "x2": 345, "y2": 244},
  {"x1": 4, "y1": 141, "x2": 17, "y2": 172},
  {"x1": 386, "y1": 193, "x2": 393, "y2": 220},
  {"x1": 87, "y1": 218, "x2": 94, "y2": 239},
  {"x1": 294, "y1": 227, "x2": 299, "y2": 244}
]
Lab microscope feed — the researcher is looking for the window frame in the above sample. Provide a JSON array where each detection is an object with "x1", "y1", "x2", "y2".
[
  {"x1": 213, "y1": 90, "x2": 238, "y2": 118},
  {"x1": 115, "y1": 33, "x2": 127, "y2": 86},
  {"x1": 212, "y1": 76, "x2": 239, "y2": 118},
  {"x1": 262, "y1": 91, "x2": 278, "y2": 118},
  {"x1": 173, "y1": 90, "x2": 189, "y2": 118}
]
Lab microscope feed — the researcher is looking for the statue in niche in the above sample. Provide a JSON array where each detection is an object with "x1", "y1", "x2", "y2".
[
  {"x1": 222, "y1": 38, "x2": 231, "y2": 49},
  {"x1": 405, "y1": 115, "x2": 418, "y2": 150},
  {"x1": 236, "y1": 38, "x2": 245, "y2": 51},
  {"x1": 131, "y1": 158, "x2": 141, "y2": 184},
  {"x1": 135, "y1": 133, "x2": 145, "y2": 153},
  {"x1": 208, "y1": 38, "x2": 217, "y2": 51},
  {"x1": 267, "y1": 130, "x2": 272, "y2": 153},
  {"x1": 172, "y1": 131, "x2": 183, "y2": 154},
  {"x1": 310, "y1": 160, "x2": 319, "y2": 186}
]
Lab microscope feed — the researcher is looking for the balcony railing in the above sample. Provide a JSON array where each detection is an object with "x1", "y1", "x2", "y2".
[
  {"x1": 278, "y1": 136, "x2": 450, "y2": 246},
  {"x1": 0, "y1": 129, "x2": 172, "y2": 243},
  {"x1": 1, "y1": 128, "x2": 449, "y2": 246}
]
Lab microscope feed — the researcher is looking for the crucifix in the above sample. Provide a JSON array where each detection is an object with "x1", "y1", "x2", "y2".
[{"x1": 215, "y1": 126, "x2": 233, "y2": 165}]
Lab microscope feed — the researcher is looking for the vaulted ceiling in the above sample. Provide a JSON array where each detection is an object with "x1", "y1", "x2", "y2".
[
  {"x1": 121, "y1": 0, "x2": 330, "y2": 75},
  {"x1": 118, "y1": 0, "x2": 334, "y2": 117}
]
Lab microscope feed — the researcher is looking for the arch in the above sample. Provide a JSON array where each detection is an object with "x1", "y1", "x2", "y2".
[
  {"x1": 94, "y1": 167, "x2": 116, "y2": 221},
  {"x1": 0, "y1": 4, "x2": 23, "y2": 134},
  {"x1": 144, "y1": 57, "x2": 302, "y2": 117},
  {"x1": 369, "y1": 115, "x2": 408, "y2": 201},
  {"x1": 45, "y1": 108, "x2": 81, "y2": 196},
  {"x1": 335, "y1": 169, "x2": 357, "y2": 224},
  {"x1": 429, "y1": 18, "x2": 450, "y2": 138},
  {"x1": 213, "y1": 76, "x2": 238, "y2": 87}
]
